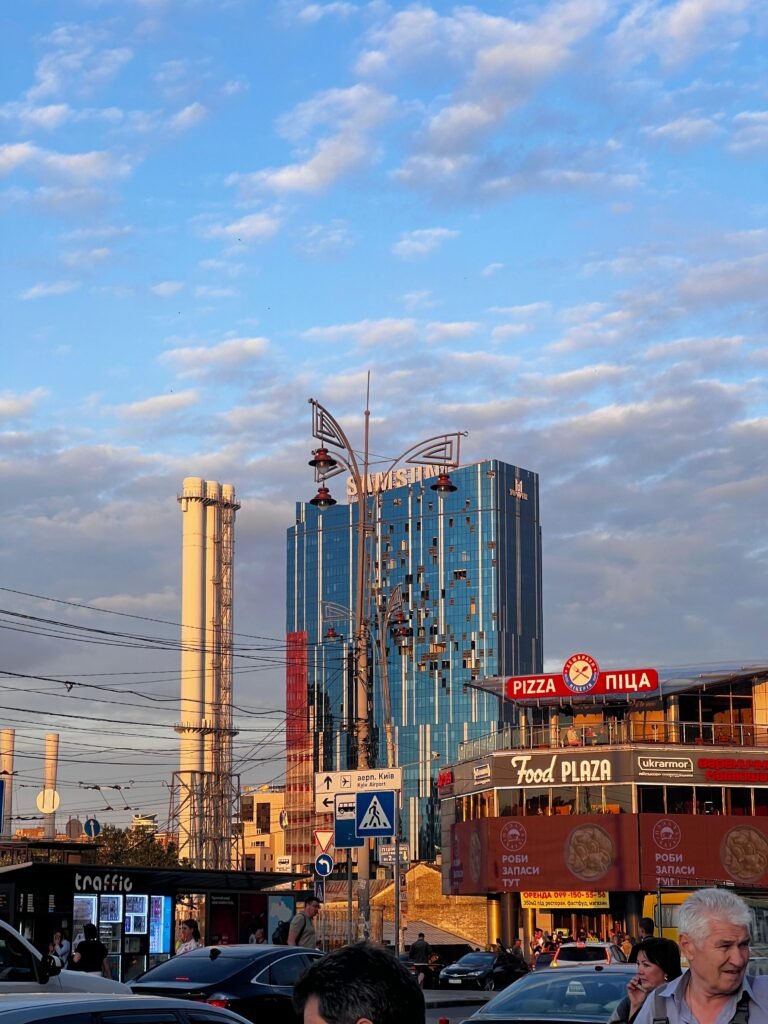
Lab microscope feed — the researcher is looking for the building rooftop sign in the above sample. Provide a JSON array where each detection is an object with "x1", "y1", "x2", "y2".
[{"x1": 506, "y1": 653, "x2": 658, "y2": 700}]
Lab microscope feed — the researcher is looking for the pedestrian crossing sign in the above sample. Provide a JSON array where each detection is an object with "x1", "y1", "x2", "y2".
[{"x1": 355, "y1": 790, "x2": 396, "y2": 838}]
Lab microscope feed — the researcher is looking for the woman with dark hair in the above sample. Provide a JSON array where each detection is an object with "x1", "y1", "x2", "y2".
[
  {"x1": 71, "y1": 923, "x2": 111, "y2": 979},
  {"x1": 176, "y1": 918, "x2": 201, "y2": 955},
  {"x1": 609, "y1": 937, "x2": 682, "y2": 1024}
]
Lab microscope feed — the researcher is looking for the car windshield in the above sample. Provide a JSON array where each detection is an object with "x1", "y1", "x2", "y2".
[
  {"x1": 556, "y1": 947, "x2": 609, "y2": 962},
  {"x1": 478, "y1": 969, "x2": 629, "y2": 1018},
  {"x1": 456, "y1": 953, "x2": 495, "y2": 966},
  {"x1": 137, "y1": 949, "x2": 259, "y2": 983}
]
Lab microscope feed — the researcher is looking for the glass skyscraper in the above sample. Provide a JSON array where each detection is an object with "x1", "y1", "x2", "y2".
[{"x1": 285, "y1": 459, "x2": 542, "y2": 869}]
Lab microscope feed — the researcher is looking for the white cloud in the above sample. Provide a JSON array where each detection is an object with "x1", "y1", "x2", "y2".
[
  {"x1": 524, "y1": 363, "x2": 627, "y2": 392},
  {"x1": 425, "y1": 321, "x2": 479, "y2": 343},
  {"x1": 204, "y1": 211, "x2": 281, "y2": 242},
  {"x1": 0, "y1": 387, "x2": 48, "y2": 419},
  {"x1": 198, "y1": 258, "x2": 245, "y2": 277},
  {"x1": 114, "y1": 390, "x2": 199, "y2": 419},
  {"x1": 391, "y1": 227, "x2": 459, "y2": 260},
  {"x1": 489, "y1": 302, "x2": 549, "y2": 317},
  {"x1": 301, "y1": 220, "x2": 352, "y2": 256},
  {"x1": 303, "y1": 318, "x2": 418, "y2": 348},
  {"x1": 0, "y1": 102, "x2": 73, "y2": 130},
  {"x1": 730, "y1": 111, "x2": 768, "y2": 153},
  {"x1": 297, "y1": 3, "x2": 357, "y2": 23},
  {"x1": 20, "y1": 280, "x2": 80, "y2": 300},
  {"x1": 611, "y1": 0, "x2": 751, "y2": 68},
  {"x1": 160, "y1": 337, "x2": 269, "y2": 378},
  {"x1": 678, "y1": 253, "x2": 768, "y2": 306},
  {"x1": 28, "y1": 39, "x2": 133, "y2": 102},
  {"x1": 491, "y1": 323, "x2": 530, "y2": 341},
  {"x1": 169, "y1": 102, "x2": 208, "y2": 132},
  {"x1": 62, "y1": 247, "x2": 111, "y2": 268},
  {"x1": 228, "y1": 85, "x2": 395, "y2": 195},
  {"x1": 481, "y1": 263, "x2": 504, "y2": 277},
  {"x1": 645, "y1": 335, "x2": 744, "y2": 362},
  {"x1": 401, "y1": 290, "x2": 434, "y2": 311},
  {"x1": 150, "y1": 281, "x2": 184, "y2": 297},
  {"x1": 0, "y1": 142, "x2": 131, "y2": 182},
  {"x1": 194, "y1": 286, "x2": 235, "y2": 298},
  {"x1": 643, "y1": 115, "x2": 723, "y2": 144}
]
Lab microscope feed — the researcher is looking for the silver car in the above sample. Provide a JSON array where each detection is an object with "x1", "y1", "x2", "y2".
[{"x1": 0, "y1": 992, "x2": 251, "y2": 1022}]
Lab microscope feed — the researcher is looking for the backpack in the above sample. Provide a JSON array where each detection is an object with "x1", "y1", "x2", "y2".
[{"x1": 272, "y1": 914, "x2": 306, "y2": 946}]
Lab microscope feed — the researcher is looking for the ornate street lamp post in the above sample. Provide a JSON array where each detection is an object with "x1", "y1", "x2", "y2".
[{"x1": 307, "y1": 386, "x2": 464, "y2": 934}]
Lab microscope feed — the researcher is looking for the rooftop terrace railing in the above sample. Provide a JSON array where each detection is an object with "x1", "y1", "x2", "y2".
[{"x1": 457, "y1": 719, "x2": 768, "y2": 762}]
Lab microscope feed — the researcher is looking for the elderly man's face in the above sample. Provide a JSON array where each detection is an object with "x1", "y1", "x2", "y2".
[{"x1": 681, "y1": 917, "x2": 750, "y2": 997}]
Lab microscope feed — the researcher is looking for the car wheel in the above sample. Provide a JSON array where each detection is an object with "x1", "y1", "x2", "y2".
[{"x1": 483, "y1": 977, "x2": 495, "y2": 991}]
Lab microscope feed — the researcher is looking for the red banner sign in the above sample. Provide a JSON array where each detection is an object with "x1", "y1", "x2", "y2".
[
  {"x1": 639, "y1": 814, "x2": 768, "y2": 889},
  {"x1": 506, "y1": 652, "x2": 658, "y2": 701},
  {"x1": 449, "y1": 815, "x2": 641, "y2": 895},
  {"x1": 449, "y1": 814, "x2": 768, "y2": 896}
]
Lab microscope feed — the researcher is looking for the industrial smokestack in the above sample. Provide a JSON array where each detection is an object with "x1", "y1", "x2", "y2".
[
  {"x1": 43, "y1": 732, "x2": 59, "y2": 840},
  {"x1": 176, "y1": 477, "x2": 207, "y2": 861},
  {"x1": 0, "y1": 729, "x2": 15, "y2": 838},
  {"x1": 176, "y1": 477, "x2": 240, "y2": 867}
]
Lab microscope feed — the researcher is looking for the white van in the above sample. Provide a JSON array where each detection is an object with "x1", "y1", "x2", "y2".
[{"x1": 0, "y1": 919, "x2": 129, "y2": 993}]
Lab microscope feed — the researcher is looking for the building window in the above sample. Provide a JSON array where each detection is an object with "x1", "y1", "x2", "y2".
[{"x1": 725, "y1": 788, "x2": 752, "y2": 815}]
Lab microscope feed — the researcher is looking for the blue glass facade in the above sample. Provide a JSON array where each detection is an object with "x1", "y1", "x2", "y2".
[{"x1": 286, "y1": 459, "x2": 542, "y2": 864}]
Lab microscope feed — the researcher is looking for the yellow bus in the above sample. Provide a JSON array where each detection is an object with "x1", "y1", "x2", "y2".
[{"x1": 642, "y1": 891, "x2": 768, "y2": 946}]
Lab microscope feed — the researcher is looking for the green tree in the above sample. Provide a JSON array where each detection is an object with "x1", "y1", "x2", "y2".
[{"x1": 91, "y1": 825, "x2": 180, "y2": 867}]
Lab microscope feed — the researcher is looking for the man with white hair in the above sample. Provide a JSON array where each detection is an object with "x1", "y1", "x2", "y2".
[{"x1": 634, "y1": 888, "x2": 768, "y2": 1024}]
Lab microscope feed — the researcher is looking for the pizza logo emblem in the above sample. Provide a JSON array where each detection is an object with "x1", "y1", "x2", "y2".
[
  {"x1": 562, "y1": 653, "x2": 600, "y2": 694},
  {"x1": 500, "y1": 821, "x2": 528, "y2": 853},
  {"x1": 653, "y1": 818, "x2": 682, "y2": 851}
]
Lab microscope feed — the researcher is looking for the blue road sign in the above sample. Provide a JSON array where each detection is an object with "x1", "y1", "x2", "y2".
[
  {"x1": 314, "y1": 878, "x2": 325, "y2": 902},
  {"x1": 334, "y1": 794, "x2": 364, "y2": 849},
  {"x1": 315, "y1": 853, "x2": 334, "y2": 877},
  {"x1": 84, "y1": 817, "x2": 101, "y2": 838},
  {"x1": 355, "y1": 790, "x2": 396, "y2": 838}
]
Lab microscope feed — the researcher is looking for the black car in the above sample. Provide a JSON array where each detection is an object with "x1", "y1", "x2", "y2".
[
  {"x1": 456, "y1": 963, "x2": 636, "y2": 1023},
  {"x1": 131, "y1": 944, "x2": 322, "y2": 1022},
  {"x1": 438, "y1": 951, "x2": 528, "y2": 991}
]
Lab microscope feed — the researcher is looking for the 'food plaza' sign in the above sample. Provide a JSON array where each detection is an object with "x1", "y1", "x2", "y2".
[{"x1": 506, "y1": 652, "x2": 658, "y2": 700}]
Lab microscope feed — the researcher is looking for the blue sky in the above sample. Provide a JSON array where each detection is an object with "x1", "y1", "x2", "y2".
[{"x1": 1, "y1": 0, "x2": 767, "y2": 830}]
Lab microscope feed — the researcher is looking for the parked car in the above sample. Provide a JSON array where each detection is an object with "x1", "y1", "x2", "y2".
[
  {"x1": 550, "y1": 942, "x2": 627, "y2": 967},
  {"x1": 456, "y1": 963, "x2": 636, "y2": 1023},
  {"x1": 131, "y1": 943, "x2": 323, "y2": 1022},
  {"x1": 438, "y1": 951, "x2": 528, "y2": 991},
  {"x1": 531, "y1": 951, "x2": 555, "y2": 970},
  {"x1": 0, "y1": 919, "x2": 128, "y2": 994},
  {"x1": 399, "y1": 951, "x2": 441, "y2": 988},
  {"x1": 0, "y1": 992, "x2": 251, "y2": 1022}
]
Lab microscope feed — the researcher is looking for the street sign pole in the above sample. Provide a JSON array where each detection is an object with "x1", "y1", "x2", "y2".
[
  {"x1": 394, "y1": 798, "x2": 400, "y2": 955},
  {"x1": 347, "y1": 851, "x2": 353, "y2": 944}
]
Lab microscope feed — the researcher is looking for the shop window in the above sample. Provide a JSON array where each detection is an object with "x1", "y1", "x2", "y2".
[
  {"x1": 602, "y1": 785, "x2": 633, "y2": 813},
  {"x1": 695, "y1": 786, "x2": 723, "y2": 815},
  {"x1": 638, "y1": 787, "x2": 665, "y2": 813},
  {"x1": 725, "y1": 788, "x2": 752, "y2": 815},
  {"x1": 755, "y1": 790, "x2": 768, "y2": 816},
  {"x1": 524, "y1": 788, "x2": 550, "y2": 815},
  {"x1": 498, "y1": 788, "x2": 524, "y2": 816},
  {"x1": 667, "y1": 786, "x2": 694, "y2": 815},
  {"x1": 552, "y1": 789, "x2": 575, "y2": 815}
]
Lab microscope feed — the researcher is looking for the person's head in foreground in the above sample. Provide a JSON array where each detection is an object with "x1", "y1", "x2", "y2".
[
  {"x1": 630, "y1": 937, "x2": 682, "y2": 986},
  {"x1": 294, "y1": 941, "x2": 425, "y2": 1024},
  {"x1": 678, "y1": 888, "x2": 752, "y2": 998}
]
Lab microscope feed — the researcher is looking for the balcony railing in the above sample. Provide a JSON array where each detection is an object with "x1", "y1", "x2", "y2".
[{"x1": 457, "y1": 719, "x2": 768, "y2": 762}]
